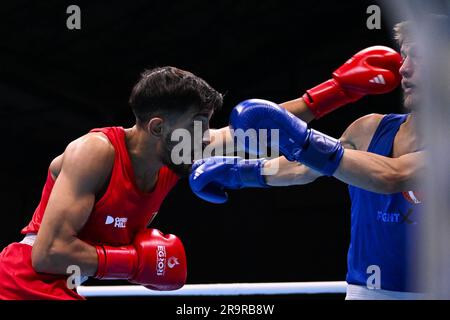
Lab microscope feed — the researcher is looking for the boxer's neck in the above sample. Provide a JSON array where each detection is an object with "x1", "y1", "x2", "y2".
[
  {"x1": 401, "y1": 111, "x2": 424, "y2": 150},
  {"x1": 125, "y1": 125, "x2": 162, "y2": 187}
]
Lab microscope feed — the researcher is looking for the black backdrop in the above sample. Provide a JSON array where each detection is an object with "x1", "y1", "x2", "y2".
[{"x1": 0, "y1": 1, "x2": 404, "y2": 285}]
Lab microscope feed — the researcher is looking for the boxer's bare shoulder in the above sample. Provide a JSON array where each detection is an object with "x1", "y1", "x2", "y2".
[
  {"x1": 49, "y1": 132, "x2": 115, "y2": 184},
  {"x1": 339, "y1": 113, "x2": 384, "y2": 151}
]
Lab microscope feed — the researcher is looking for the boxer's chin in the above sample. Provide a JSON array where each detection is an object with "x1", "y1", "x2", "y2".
[
  {"x1": 403, "y1": 92, "x2": 419, "y2": 111},
  {"x1": 161, "y1": 133, "x2": 195, "y2": 177},
  {"x1": 162, "y1": 150, "x2": 193, "y2": 177}
]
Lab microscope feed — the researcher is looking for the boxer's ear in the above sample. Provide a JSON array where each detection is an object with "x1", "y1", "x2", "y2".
[{"x1": 148, "y1": 117, "x2": 164, "y2": 138}]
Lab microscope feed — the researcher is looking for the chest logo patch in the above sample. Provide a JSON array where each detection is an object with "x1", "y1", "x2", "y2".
[{"x1": 105, "y1": 215, "x2": 128, "y2": 228}]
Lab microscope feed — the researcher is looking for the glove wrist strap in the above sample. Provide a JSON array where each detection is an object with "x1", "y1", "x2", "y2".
[
  {"x1": 238, "y1": 159, "x2": 268, "y2": 188},
  {"x1": 94, "y1": 245, "x2": 138, "y2": 280},
  {"x1": 297, "y1": 129, "x2": 344, "y2": 176},
  {"x1": 302, "y1": 79, "x2": 352, "y2": 119}
]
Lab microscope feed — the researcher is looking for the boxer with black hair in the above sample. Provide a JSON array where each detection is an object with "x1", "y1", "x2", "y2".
[{"x1": 0, "y1": 67, "x2": 222, "y2": 299}]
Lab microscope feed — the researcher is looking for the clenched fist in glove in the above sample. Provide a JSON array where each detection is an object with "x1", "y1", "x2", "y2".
[
  {"x1": 302, "y1": 46, "x2": 402, "y2": 118},
  {"x1": 189, "y1": 156, "x2": 268, "y2": 204},
  {"x1": 94, "y1": 228, "x2": 187, "y2": 291}
]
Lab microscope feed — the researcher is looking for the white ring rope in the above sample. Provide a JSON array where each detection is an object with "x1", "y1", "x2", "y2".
[{"x1": 77, "y1": 281, "x2": 347, "y2": 297}]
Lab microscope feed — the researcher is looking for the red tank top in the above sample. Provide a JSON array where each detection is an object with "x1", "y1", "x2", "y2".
[{"x1": 21, "y1": 127, "x2": 179, "y2": 246}]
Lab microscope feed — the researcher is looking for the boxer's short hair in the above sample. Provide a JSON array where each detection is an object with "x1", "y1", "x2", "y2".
[
  {"x1": 129, "y1": 66, "x2": 223, "y2": 125},
  {"x1": 393, "y1": 20, "x2": 412, "y2": 47},
  {"x1": 394, "y1": 14, "x2": 449, "y2": 46}
]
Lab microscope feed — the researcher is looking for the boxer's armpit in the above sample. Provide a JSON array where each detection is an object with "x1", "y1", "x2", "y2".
[{"x1": 339, "y1": 113, "x2": 384, "y2": 151}]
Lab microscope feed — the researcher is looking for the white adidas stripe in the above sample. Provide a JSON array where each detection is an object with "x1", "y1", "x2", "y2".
[
  {"x1": 408, "y1": 191, "x2": 421, "y2": 204},
  {"x1": 369, "y1": 74, "x2": 386, "y2": 85}
]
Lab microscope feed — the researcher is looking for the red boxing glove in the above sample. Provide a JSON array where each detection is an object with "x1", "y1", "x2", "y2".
[
  {"x1": 302, "y1": 46, "x2": 403, "y2": 119},
  {"x1": 94, "y1": 229, "x2": 187, "y2": 291}
]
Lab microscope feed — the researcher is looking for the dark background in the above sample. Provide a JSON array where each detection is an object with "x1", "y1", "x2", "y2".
[{"x1": 0, "y1": 1, "x2": 405, "y2": 286}]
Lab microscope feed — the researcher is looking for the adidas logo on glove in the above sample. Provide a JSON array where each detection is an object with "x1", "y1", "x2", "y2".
[{"x1": 369, "y1": 74, "x2": 386, "y2": 84}]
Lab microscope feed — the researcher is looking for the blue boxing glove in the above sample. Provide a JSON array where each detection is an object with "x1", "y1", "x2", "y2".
[
  {"x1": 189, "y1": 156, "x2": 268, "y2": 204},
  {"x1": 230, "y1": 99, "x2": 344, "y2": 176}
]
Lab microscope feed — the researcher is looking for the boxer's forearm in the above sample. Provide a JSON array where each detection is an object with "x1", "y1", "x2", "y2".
[
  {"x1": 279, "y1": 98, "x2": 315, "y2": 123},
  {"x1": 32, "y1": 237, "x2": 98, "y2": 276},
  {"x1": 263, "y1": 156, "x2": 322, "y2": 186},
  {"x1": 334, "y1": 149, "x2": 424, "y2": 193},
  {"x1": 208, "y1": 127, "x2": 237, "y2": 155}
]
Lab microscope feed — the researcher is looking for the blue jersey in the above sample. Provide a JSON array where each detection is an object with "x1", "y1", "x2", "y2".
[{"x1": 346, "y1": 114, "x2": 422, "y2": 292}]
